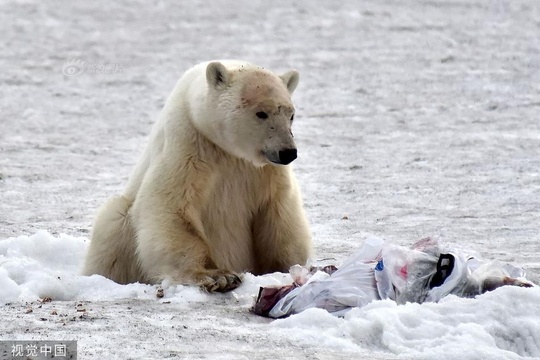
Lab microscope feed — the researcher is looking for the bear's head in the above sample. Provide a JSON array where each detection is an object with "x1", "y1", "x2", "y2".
[{"x1": 203, "y1": 61, "x2": 300, "y2": 167}]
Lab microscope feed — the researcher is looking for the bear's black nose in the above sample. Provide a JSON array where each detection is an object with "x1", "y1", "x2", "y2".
[{"x1": 278, "y1": 148, "x2": 297, "y2": 165}]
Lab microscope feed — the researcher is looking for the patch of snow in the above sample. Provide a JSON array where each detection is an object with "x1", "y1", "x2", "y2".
[{"x1": 1, "y1": 232, "x2": 539, "y2": 359}]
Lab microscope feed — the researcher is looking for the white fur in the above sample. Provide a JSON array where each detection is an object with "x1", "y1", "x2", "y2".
[{"x1": 83, "y1": 60, "x2": 312, "y2": 291}]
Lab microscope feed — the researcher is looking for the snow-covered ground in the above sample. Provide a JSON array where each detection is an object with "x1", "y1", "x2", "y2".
[{"x1": 1, "y1": 0, "x2": 539, "y2": 359}]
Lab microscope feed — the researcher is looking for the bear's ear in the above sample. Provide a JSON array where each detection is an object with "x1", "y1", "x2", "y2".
[
  {"x1": 206, "y1": 62, "x2": 231, "y2": 90},
  {"x1": 279, "y1": 70, "x2": 300, "y2": 94}
]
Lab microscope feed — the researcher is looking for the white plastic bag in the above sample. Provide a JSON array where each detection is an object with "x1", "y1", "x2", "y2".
[{"x1": 269, "y1": 237, "x2": 384, "y2": 317}]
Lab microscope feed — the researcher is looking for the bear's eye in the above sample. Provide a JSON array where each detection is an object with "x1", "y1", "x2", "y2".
[
  {"x1": 290, "y1": 114, "x2": 295, "y2": 121},
  {"x1": 256, "y1": 111, "x2": 268, "y2": 120}
]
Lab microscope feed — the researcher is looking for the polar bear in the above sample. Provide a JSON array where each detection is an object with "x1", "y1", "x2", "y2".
[{"x1": 83, "y1": 60, "x2": 312, "y2": 292}]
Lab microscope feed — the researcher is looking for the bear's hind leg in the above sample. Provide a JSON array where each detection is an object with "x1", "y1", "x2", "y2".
[{"x1": 82, "y1": 195, "x2": 141, "y2": 284}]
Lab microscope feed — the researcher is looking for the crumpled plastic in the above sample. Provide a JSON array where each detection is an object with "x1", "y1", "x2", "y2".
[{"x1": 253, "y1": 237, "x2": 534, "y2": 318}]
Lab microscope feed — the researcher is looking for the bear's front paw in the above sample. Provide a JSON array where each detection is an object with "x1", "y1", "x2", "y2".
[{"x1": 198, "y1": 270, "x2": 242, "y2": 292}]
